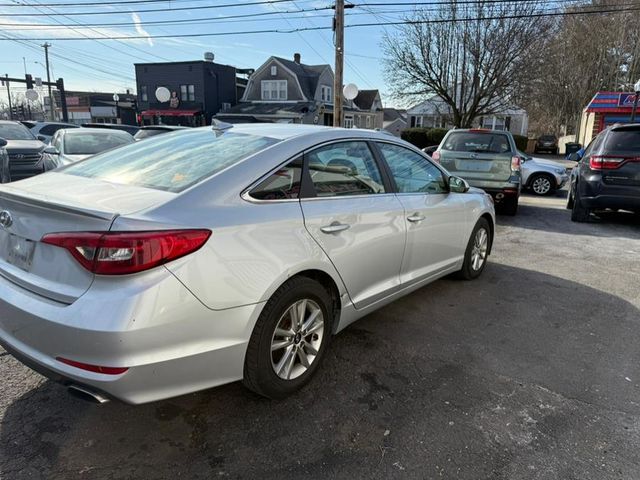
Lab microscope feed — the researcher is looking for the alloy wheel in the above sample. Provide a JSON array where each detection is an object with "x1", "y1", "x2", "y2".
[
  {"x1": 471, "y1": 228, "x2": 488, "y2": 271},
  {"x1": 532, "y1": 176, "x2": 552, "y2": 195},
  {"x1": 270, "y1": 299, "x2": 324, "y2": 380}
]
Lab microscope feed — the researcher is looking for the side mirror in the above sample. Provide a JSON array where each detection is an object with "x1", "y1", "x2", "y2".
[
  {"x1": 0, "y1": 138, "x2": 7, "y2": 148},
  {"x1": 449, "y1": 176, "x2": 470, "y2": 193},
  {"x1": 43, "y1": 145, "x2": 59, "y2": 155},
  {"x1": 567, "y1": 152, "x2": 581, "y2": 161},
  {"x1": 37, "y1": 135, "x2": 47, "y2": 142}
]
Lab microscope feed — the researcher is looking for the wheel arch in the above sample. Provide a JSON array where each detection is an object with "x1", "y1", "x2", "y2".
[{"x1": 480, "y1": 212, "x2": 495, "y2": 255}]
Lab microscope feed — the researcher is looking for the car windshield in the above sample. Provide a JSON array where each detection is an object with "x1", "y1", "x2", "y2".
[
  {"x1": 64, "y1": 132, "x2": 133, "y2": 155},
  {"x1": 0, "y1": 123, "x2": 36, "y2": 140},
  {"x1": 603, "y1": 129, "x2": 640, "y2": 155},
  {"x1": 63, "y1": 129, "x2": 280, "y2": 192},
  {"x1": 443, "y1": 132, "x2": 511, "y2": 153}
]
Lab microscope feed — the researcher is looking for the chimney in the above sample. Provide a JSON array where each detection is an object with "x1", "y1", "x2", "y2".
[{"x1": 294, "y1": 53, "x2": 301, "y2": 64}]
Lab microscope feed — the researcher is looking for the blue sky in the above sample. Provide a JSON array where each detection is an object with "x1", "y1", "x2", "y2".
[{"x1": 0, "y1": 0, "x2": 421, "y2": 107}]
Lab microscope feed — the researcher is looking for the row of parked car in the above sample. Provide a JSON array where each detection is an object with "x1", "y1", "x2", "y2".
[{"x1": 0, "y1": 121, "x2": 185, "y2": 183}]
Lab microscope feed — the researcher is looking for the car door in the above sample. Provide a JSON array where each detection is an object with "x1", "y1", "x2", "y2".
[
  {"x1": 375, "y1": 142, "x2": 467, "y2": 285},
  {"x1": 300, "y1": 140, "x2": 406, "y2": 309}
]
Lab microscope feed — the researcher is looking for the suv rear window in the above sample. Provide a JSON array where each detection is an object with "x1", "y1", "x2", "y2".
[
  {"x1": 603, "y1": 128, "x2": 640, "y2": 155},
  {"x1": 63, "y1": 129, "x2": 279, "y2": 192},
  {"x1": 443, "y1": 132, "x2": 512, "y2": 154}
]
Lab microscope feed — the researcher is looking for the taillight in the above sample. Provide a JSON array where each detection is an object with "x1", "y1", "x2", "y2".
[
  {"x1": 56, "y1": 357, "x2": 128, "y2": 375},
  {"x1": 511, "y1": 156, "x2": 521, "y2": 171},
  {"x1": 589, "y1": 155, "x2": 638, "y2": 170},
  {"x1": 432, "y1": 151, "x2": 441, "y2": 163},
  {"x1": 42, "y1": 229, "x2": 211, "y2": 275}
]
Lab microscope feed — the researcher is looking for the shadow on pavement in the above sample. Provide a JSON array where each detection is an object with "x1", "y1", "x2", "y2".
[{"x1": 2, "y1": 264, "x2": 640, "y2": 479}]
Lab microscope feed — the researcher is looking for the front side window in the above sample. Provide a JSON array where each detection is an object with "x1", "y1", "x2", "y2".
[
  {"x1": 307, "y1": 141, "x2": 385, "y2": 197},
  {"x1": 249, "y1": 157, "x2": 302, "y2": 200},
  {"x1": 261, "y1": 80, "x2": 287, "y2": 100},
  {"x1": 377, "y1": 143, "x2": 448, "y2": 194},
  {"x1": 63, "y1": 130, "x2": 280, "y2": 193}
]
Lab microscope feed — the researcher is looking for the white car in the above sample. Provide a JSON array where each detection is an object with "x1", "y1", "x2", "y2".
[
  {"x1": 518, "y1": 150, "x2": 570, "y2": 195},
  {"x1": 0, "y1": 124, "x2": 495, "y2": 404}
]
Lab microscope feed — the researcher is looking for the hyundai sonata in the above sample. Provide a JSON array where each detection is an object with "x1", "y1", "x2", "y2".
[{"x1": 0, "y1": 124, "x2": 494, "y2": 403}]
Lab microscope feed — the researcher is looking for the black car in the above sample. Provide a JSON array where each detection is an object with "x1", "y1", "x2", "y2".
[
  {"x1": 535, "y1": 134, "x2": 559, "y2": 155},
  {"x1": 0, "y1": 121, "x2": 46, "y2": 182},
  {"x1": 133, "y1": 125, "x2": 187, "y2": 141},
  {"x1": 567, "y1": 124, "x2": 640, "y2": 222},
  {"x1": 81, "y1": 123, "x2": 140, "y2": 136}
]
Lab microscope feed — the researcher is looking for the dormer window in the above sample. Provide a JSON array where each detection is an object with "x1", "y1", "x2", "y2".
[
  {"x1": 271, "y1": 65, "x2": 277, "y2": 76},
  {"x1": 262, "y1": 80, "x2": 287, "y2": 100},
  {"x1": 320, "y1": 85, "x2": 332, "y2": 103}
]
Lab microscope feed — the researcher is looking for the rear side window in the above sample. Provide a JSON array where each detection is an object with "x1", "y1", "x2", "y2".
[
  {"x1": 250, "y1": 158, "x2": 302, "y2": 200},
  {"x1": 307, "y1": 141, "x2": 386, "y2": 197},
  {"x1": 63, "y1": 130, "x2": 279, "y2": 192},
  {"x1": 602, "y1": 129, "x2": 640, "y2": 155},
  {"x1": 443, "y1": 132, "x2": 512, "y2": 154}
]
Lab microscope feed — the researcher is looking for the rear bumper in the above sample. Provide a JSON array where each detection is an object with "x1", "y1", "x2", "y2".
[
  {"x1": 469, "y1": 180, "x2": 521, "y2": 202},
  {"x1": 578, "y1": 177, "x2": 640, "y2": 211},
  {"x1": 0, "y1": 268, "x2": 264, "y2": 404}
]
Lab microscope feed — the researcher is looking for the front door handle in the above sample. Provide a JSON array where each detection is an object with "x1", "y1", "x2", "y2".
[
  {"x1": 320, "y1": 222, "x2": 351, "y2": 234},
  {"x1": 407, "y1": 214, "x2": 426, "y2": 223}
]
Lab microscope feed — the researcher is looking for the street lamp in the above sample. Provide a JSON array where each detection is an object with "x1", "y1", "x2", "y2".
[
  {"x1": 113, "y1": 93, "x2": 120, "y2": 124},
  {"x1": 631, "y1": 79, "x2": 640, "y2": 123}
]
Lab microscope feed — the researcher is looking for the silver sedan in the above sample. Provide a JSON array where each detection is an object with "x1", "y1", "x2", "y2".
[{"x1": 0, "y1": 124, "x2": 495, "y2": 404}]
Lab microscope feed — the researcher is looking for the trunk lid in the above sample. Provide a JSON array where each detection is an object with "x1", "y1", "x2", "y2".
[{"x1": 0, "y1": 172, "x2": 175, "y2": 303}]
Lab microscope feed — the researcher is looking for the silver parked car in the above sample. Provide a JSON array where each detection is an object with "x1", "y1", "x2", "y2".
[
  {"x1": 518, "y1": 150, "x2": 569, "y2": 196},
  {"x1": 0, "y1": 124, "x2": 495, "y2": 404},
  {"x1": 43, "y1": 128, "x2": 135, "y2": 169}
]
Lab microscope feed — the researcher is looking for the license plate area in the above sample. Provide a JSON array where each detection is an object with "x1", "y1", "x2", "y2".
[
  {"x1": 4, "y1": 233, "x2": 36, "y2": 272},
  {"x1": 455, "y1": 160, "x2": 493, "y2": 172}
]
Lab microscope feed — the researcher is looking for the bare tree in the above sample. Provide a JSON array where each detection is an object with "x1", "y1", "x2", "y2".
[{"x1": 382, "y1": 0, "x2": 551, "y2": 127}]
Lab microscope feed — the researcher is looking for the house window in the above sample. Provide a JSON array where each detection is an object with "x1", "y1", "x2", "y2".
[
  {"x1": 416, "y1": 116, "x2": 423, "y2": 128},
  {"x1": 270, "y1": 65, "x2": 277, "y2": 76},
  {"x1": 321, "y1": 85, "x2": 332, "y2": 103},
  {"x1": 261, "y1": 80, "x2": 287, "y2": 100},
  {"x1": 366, "y1": 116, "x2": 371, "y2": 128},
  {"x1": 180, "y1": 85, "x2": 195, "y2": 102},
  {"x1": 344, "y1": 116, "x2": 353, "y2": 128},
  {"x1": 221, "y1": 102, "x2": 231, "y2": 112},
  {"x1": 140, "y1": 85, "x2": 147, "y2": 102}
]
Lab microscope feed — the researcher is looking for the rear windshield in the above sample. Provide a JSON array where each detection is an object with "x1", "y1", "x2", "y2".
[
  {"x1": 603, "y1": 129, "x2": 640, "y2": 155},
  {"x1": 443, "y1": 132, "x2": 512, "y2": 154},
  {"x1": 64, "y1": 132, "x2": 133, "y2": 155},
  {"x1": 0, "y1": 123, "x2": 36, "y2": 140},
  {"x1": 63, "y1": 129, "x2": 279, "y2": 192}
]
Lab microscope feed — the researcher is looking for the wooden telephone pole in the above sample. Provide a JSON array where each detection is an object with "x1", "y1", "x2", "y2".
[{"x1": 333, "y1": 0, "x2": 344, "y2": 127}]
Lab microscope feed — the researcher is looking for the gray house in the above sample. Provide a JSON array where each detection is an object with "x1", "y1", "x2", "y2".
[
  {"x1": 382, "y1": 108, "x2": 407, "y2": 137},
  {"x1": 220, "y1": 54, "x2": 383, "y2": 128}
]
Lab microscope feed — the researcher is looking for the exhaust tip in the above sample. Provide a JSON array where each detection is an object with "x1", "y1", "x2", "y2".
[
  {"x1": 67, "y1": 385, "x2": 110, "y2": 404},
  {"x1": 495, "y1": 193, "x2": 505, "y2": 200}
]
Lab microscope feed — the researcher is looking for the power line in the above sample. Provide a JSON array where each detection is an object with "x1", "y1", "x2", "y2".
[
  {"x1": 0, "y1": 0, "x2": 309, "y2": 16},
  {"x1": 0, "y1": 0, "x2": 221, "y2": 6},
  {"x1": 3, "y1": 3, "x2": 639, "y2": 40}
]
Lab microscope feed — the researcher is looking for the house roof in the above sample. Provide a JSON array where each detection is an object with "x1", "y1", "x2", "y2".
[
  {"x1": 353, "y1": 90, "x2": 380, "y2": 110},
  {"x1": 272, "y1": 56, "x2": 331, "y2": 100},
  {"x1": 383, "y1": 108, "x2": 407, "y2": 122},
  {"x1": 224, "y1": 101, "x2": 315, "y2": 117}
]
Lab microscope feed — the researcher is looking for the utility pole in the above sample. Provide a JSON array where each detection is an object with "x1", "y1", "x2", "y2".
[
  {"x1": 42, "y1": 42, "x2": 53, "y2": 121},
  {"x1": 332, "y1": 0, "x2": 344, "y2": 127},
  {"x1": 4, "y1": 75, "x2": 12, "y2": 120}
]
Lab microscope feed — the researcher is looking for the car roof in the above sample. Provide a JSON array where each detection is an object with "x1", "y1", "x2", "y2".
[
  {"x1": 0, "y1": 120, "x2": 27, "y2": 125},
  {"x1": 219, "y1": 123, "x2": 394, "y2": 141},
  {"x1": 139, "y1": 125, "x2": 187, "y2": 130}
]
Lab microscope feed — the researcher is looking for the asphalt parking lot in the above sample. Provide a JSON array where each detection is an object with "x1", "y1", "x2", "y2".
[{"x1": 1, "y1": 189, "x2": 639, "y2": 480}]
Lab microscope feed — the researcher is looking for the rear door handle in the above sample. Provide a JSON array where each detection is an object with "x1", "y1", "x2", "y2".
[
  {"x1": 320, "y1": 222, "x2": 351, "y2": 234},
  {"x1": 407, "y1": 214, "x2": 426, "y2": 223}
]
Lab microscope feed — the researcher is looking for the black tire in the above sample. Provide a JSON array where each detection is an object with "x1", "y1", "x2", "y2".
[
  {"x1": 570, "y1": 186, "x2": 591, "y2": 222},
  {"x1": 456, "y1": 217, "x2": 491, "y2": 280},
  {"x1": 500, "y1": 197, "x2": 518, "y2": 216},
  {"x1": 243, "y1": 276, "x2": 333, "y2": 399},
  {"x1": 529, "y1": 173, "x2": 555, "y2": 196}
]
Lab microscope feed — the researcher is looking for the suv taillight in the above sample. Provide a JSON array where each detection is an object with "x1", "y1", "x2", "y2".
[
  {"x1": 432, "y1": 151, "x2": 441, "y2": 163},
  {"x1": 511, "y1": 156, "x2": 521, "y2": 171},
  {"x1": 42, "y1": 230, "x2": 211, "y2": 275},
  {"x1": 589, "y1": 155, "x2": 638, "y2": 170}
]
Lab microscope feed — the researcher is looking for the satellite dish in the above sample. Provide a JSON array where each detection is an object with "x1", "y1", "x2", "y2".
[
  {"x1": 112, "y1": 93, "x2": 120, "y2": 102},
  {"x1": 343, "y1": 83, "x2": 359, "y2": 101},
  {"x1": 25, "y1": 89, "x2": 39, "y2": 102},
  {"x1": 155, "y1": 87, "x2": 171, "y2": 103}
]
